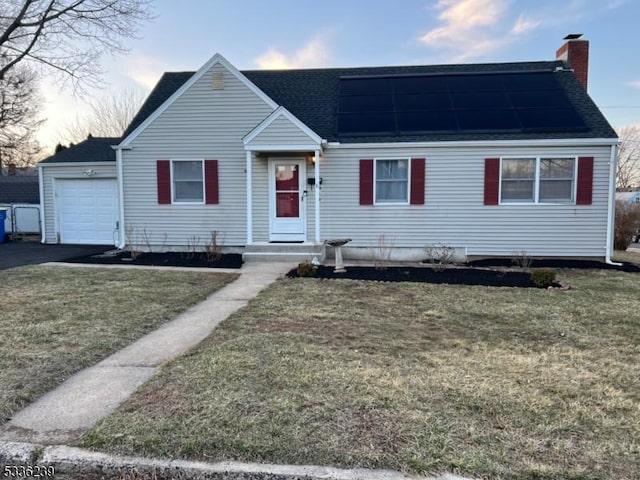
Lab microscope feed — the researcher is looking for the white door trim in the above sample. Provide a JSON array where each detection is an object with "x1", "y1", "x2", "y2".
[{"x1": 268, "y1": 157, "x2": 306, "y2": 242}]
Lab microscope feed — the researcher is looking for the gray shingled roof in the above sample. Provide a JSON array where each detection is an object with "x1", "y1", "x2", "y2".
[
  {"x1": 124, "y1": 60, "x2": 615, "y2": 143},
  {"x1": 244, "y1": 61, "x2": 616, "y2": 142},
  {"x1": 0, "y1": 176, "x2": 39, "y2": 203},
  {"x1": 44, "y1": 59, "x2": 617, "y2": 164},
  {"x1": 39, "y1": 136, "x2": 119, "y2": 164}
]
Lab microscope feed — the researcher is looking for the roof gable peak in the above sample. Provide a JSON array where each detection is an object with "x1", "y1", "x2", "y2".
[
  {"x1": 118, "y1": 53, "x2": 278, "y2": 148},
  {"x1": 243, "y1": 106, "x2": 323, "y2": 149}
]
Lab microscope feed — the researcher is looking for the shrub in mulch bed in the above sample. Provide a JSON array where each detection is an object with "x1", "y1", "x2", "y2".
[
  {"x1": 63, "y1": 251, "x2": 243, "y2": 269},
  {"x1": 286, "y1": 265, "x2": 561, "y2": 288}
]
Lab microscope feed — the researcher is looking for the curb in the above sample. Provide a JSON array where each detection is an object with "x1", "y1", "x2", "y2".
[{"x1": 0, "y1": 441, "x2": 474, "y2": 480}]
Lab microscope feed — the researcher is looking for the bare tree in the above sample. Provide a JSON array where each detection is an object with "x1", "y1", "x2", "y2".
[
  {"x1": 0, "y1": 0, "x2": 153, "y2": 90},
  {"x1": 617, "y1": 126, "x2": 640, "y2": 190},
  {"x1": 57, "y1": 87, "x2": 145, "y2": 144},
  {"x1": 0, "y1": 64, "x2": 42, "y2": 168}
]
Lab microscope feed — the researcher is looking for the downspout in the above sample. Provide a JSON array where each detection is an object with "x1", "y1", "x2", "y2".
[
  {"x1": 605, "y1": 142, "x2": 621, "y2": 265},
  {"x1": 246, "y1": 150, "x2": 253, "y2": 244},
  {"x1": 314, "y1": 149, "x2": 320, "y2": 243},
  {"x1": 114, "y1": 146, "x2": 127, "y2": 249},
  {"x1": 38, "y1": 164, "x2": 46, "y2": 244}
]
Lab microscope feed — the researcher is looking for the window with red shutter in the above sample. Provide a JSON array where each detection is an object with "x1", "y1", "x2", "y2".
[
  {"x1": 157, "y1": 160, "x2": 171, "y2": 204},
  {"x1": 493, "y1": 156, "x2": 588, "y2": 205},
  {"x1": 484, "y1": 158, "x2": 500, "y2": 205},
  {"x1": 205, "y1": 159, "x2": 219, "y2": 204},
  {"x1": 158, "y1": 159, "x2": 220, "y2": 205},
  {"x1": 576, "y1": 156, "x2": 594, "y2": 205},
  {"x1": 410, "y1": 158, "x2": 425, "y2": 205},
  {"x1": 359, "y1": 159, "x2": 374, "y2": 205}
]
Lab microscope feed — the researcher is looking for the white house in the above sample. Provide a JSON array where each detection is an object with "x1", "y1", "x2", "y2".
[{"x1": 38, "y1": 35, "x2": 619, "y2": 262}]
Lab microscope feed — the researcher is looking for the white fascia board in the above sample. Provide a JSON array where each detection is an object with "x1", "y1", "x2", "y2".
[
  {"x1": 244, "y1": 144, "x2": 321, "y2": 152},
  {"x1": 118, "y1": 53, "x2": 278, "y2": 148},
  {"x1": 38, "y1": 161, "x2": 117, "y2": 168},
  {"x1": 243, "y1": 106, "x2": 323, "y2": 146},
  {"x1": 326, "y1": 138, "x2": 619, "y2": 149},
  {"x1": 37, "y1": 164, "x2": 46, "y2": 244},
  {"x1": 115, "y1": 148, "x2": 126, "y2": 249}
]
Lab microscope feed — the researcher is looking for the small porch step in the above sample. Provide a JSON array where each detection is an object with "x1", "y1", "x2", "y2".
[{"x1": 243, "y1": 242, "x2": 326, "y2": 263}]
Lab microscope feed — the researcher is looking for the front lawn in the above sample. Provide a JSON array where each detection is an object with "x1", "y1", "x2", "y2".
[
  {"x1": 0, "y1": 265, "x2": 237, "y2": 424},
  {"x1": 82, "y1": 267, "x2": 640, "y2": 480}
]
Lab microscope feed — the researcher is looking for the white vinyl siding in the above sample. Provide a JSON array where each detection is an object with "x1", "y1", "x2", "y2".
[
  {"x1": 40, "y1": 163, "x2": 118, "y2": 244},
  {"x1": 316, "y1": 145, "x2": 611, "y2": 258},
  {"x1": 247, "y1": 115, "x2": 317, "y2": 145},
  {"x1": 121, "y1": 62, "x2": 274, "y2": 248}
]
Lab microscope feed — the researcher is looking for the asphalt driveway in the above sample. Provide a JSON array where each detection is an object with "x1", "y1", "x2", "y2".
[{"x1": 0, "y1": 241, "x2": 108, "y2": 270}]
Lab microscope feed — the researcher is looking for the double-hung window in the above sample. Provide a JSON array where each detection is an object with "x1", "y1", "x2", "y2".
[
  {"x1": 173, "y1": 160, "x2": 204, "y2": 203},
  {"x1": 375, "y1": 159, "x2": 409, "y2": 203},
  {"x1": 501, "y1": 157, "x2": 575, "y2": 204}
]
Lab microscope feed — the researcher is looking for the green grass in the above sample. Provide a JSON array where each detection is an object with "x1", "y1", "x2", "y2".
[
  {"x1": 82, "y1": 267, "x2": 640, "y2": 480},
  {"x1": 0, "y1": 265, "x2": 237, "y2": 424}
]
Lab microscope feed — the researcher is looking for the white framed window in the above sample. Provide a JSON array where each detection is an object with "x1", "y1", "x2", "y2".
[
  {"x1": 500, "y1": 157, "x2": 575, "y2": 204},
  {"x1": 375, "y1": 158, "x2": 409, "y2": 204},
  {"x1": 172, "y1": 160, "x2": 204, "y2": 203}
]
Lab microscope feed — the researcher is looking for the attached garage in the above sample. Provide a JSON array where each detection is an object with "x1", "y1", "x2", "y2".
[
  {"x1": 55, "y1": 178, "x2": 118, "y2": 245},
  {"x1": 38, "y1": 137, "x2": 120, "y2": 245}
]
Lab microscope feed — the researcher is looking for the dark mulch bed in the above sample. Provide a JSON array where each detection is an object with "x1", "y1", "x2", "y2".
[
  {"x1": 287, "y1": 265, "x2": 559, "y2": 288},
  {"x1": 287, "y1": 256, "x2": 640, "y2": 287},
  {"x1": 63, "y1": 251, "x2": 243, "y2": 269},
  {"x1": 468, "y1": 257, "x2": 640, "y2": 273}
]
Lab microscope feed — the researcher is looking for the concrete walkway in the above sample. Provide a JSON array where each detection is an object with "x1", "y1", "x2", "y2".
[{"x1": 0, "y1": 262, "x2": 292, "y2": 445}]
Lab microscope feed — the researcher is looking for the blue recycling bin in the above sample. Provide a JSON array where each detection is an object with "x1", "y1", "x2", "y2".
[{"x1": 0, "y1": 208, "x2": 6, "y2": 243}]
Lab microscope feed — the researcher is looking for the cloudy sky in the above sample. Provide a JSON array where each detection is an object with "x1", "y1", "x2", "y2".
[{"x1": 38, "y1": 0, "x2": 640, "y2": 152}]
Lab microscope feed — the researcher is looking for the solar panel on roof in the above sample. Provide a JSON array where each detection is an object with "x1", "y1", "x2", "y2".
[
  {"x1": 457, "y1": 109, "x2": 520, "y2": 131},
  {"x1": 395, "y1": 92, "x2": 451, "y2": 110},
  {"x1": 393, "y1": 76, "x2": 447, "y2": 93},
  {"x1": 336, "y1": 70, "x2": 587, "y2": 136},
  {"x1": 451, "y1": 91, "x2": 510, "y2": 108},
  {"x1": 446, "y1": 74, "x2": 505, "y2": 91},
  {"x1": 397, "y1": 110, "x2": 457, "y2": 132},
  {"x1": 502, "y1": 72, "x2": 560, "y2": 90},
  {"x1": 517, "y1": 108, "x2": 585, "y2": 131},
  {"x1": 509, "y1": 90, "x2": 570, "y2": 108},
  {"x1": 340, "y1": 77, "x2": 391, "y2": 95},
  {"x1": 338, "y1": 94, "x2": 393, "y2": 112},
  {"x1": 338, "y1": 112, "x2": 395, "y2": 134}
]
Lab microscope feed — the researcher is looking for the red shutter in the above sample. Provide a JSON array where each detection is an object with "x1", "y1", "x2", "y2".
[
  {"x1": 576, "y1": 156, "x2": 594, "y2": 205},
  {"x1": 359, "y1": 159, "x2": 374, "y2": 205},
  {"x1": 205, "y1": 159, "x2": 219, "y2": 205},
  {"x1": 157, "y1": 160, "x2": 171, "y2": 204},
  {"x1": 410, "y1": 158, "x2": 425, "y2": 205},
  {"x1": 484, "y1": 158, "x2": 500, "y2": 205}
]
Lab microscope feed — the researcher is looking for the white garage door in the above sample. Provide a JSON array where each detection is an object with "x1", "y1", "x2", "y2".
[{"x1": 56, "y1": 178, "x2": 118, "y2": 245}]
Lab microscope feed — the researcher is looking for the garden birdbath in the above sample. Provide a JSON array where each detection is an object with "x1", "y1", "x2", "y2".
[{"x1": 325, "y1": 238, "x2": 351, "y2": 273}]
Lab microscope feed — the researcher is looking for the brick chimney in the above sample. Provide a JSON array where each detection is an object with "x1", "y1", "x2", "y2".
[
  {"x1": 7, "y1": 163, "x2": 16, "y2": 176},
  {"x1": 556, "y1": 34, "x2": 589, "y2": 90}
]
